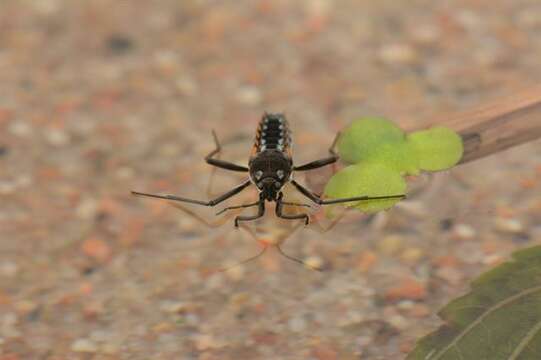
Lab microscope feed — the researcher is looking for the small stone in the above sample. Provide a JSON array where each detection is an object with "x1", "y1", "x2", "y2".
[
  {"x1": 107, "y1": 34, "x2": 134, "y2": 54},
  {"x1": 115, "y1": 166, "x2": 135, "y2": 179},
  {"x1": 160, "y1": 301, "x2": 190, "y2": 314},
  {"x1": 453, "y1": 223, "x2": 476, "y2": 240},
  {"x1": 0, "y1": 181, "x2": 16, "y2": 195},
  {"x1": 385, "y1": 279, "x2": 427, "y2": 301},
  {"x1": 101, "y1": 342, "x2": 119, "y2": 354},
  {"x1": 0, "y1": 261, "x2": 18, "y2": 277},
  {"x1": 176, "y1": 77, "x2": 198, "y2": 96},
  {"x1": 396, "y1": 200, "x2": 428, "y2": 218},
  {"x1": 81, "y1": 238, "x2": 112, "y2": 263},
  {"x1": 304, "y1": 255, "x2": 324, "y2": 271},
  {"x1": 494, "y1": 218, "x2": 523, "y2": 234},
  {"x1": 288, "y1": 315, "x2": 307, "y2": 333},
  {"x1": 483, "y1": 254, "x2": 504, "y2": 266},
  {"x1": 357, "y1": 251, "x2": 378, "y2": 272},
  {"x1": 411, "y1": 25, "x2": 440, "y2": 46},
  {"x1": 435, "y1": 267, "x2": 463, "y2": 285},
  {"x1": 224, "y1": 263, "x2": 245, "y2": 281},
  {"x1": 44, "y1": 128, "x2": 70, "y2": 146},
  {"x1": 1, "y1": 313, "x2": 20, "y2": 338},
  {"x1": 378, "y1": 235, "x2": 404, "y2": 255},
  {"x1": 193, "y1": 334, "x2": 223, "y2": 351},
  {"x1": 409, "y1": 304, "x2": 431, "y2": 318},
  {"x1": 71, "y1": 338, "x2": 98, "y2": 353},
  {"x1": 14, "y1": 300, "x2": 38, "y2": 316},
  {"x1": 76, "y1": 198, "x2": 99, "y2": 220},
  {"x1": 388, "y1": 314, "x2": 409, "y2": 330},
  {"x1": 379, "y1": 43, "x2": 418, "y2": 65},
  {"x1": 236, "y1": 86, "x2": 262, "y2": 106},
  {"x1": 8, "y1": 121, "x2": 33, "y2": 137},
  {"x1": 400, "y1": 248, "x2": 425, "y2": 264}
]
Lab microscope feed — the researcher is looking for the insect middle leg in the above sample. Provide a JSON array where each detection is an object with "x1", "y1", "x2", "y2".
[
  {"x1": 205, "y1": 130, "x2": 249, "y2": 172},
  {"x1": 293, "y1": 132, "x2": 340, "y2": 171}
]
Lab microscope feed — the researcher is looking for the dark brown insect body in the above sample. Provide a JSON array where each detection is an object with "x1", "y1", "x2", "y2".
[{"x1": 132, "y1": 113, "x2": 405, "y2": 227}]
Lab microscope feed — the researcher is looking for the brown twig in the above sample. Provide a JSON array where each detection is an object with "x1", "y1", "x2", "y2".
[{"x1": 412, "y1": 88, "x2": 541, "y2": 164}]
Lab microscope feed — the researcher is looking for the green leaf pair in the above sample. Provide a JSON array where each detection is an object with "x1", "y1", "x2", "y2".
[{"x1": 324, "y1": 117, "x2": 463, "y2": 213}]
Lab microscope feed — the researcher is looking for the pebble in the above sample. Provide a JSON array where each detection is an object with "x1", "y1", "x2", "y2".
[
  {"x1": 378, "y1": 43, "x2": 419, "y2": 66},
  {"x1": 435, "y1": 266, "x2": 463, "y2": 285},
  {"x1": 176, "y1": 77, "x2": 199, "y2": 96},
  {"x1": 378, "y1": 235, "x2": 404, "y2": 255},
  {"x1": 76, "y1": 198, "x2": 99, "y2": 220},
  {"x1": 388, "y1": 314, "x2": 409, "y2": 330},
  {"x1": 357, "y1": 251, "x2": 378, "y2": 272},
  {"x1": 14, "y1": 300, "x2": 38, "y2": 316},
  {"x1": 193, "y1": 334, "x2": 224, "y2": 351},
  {"x1": 385, "y1": 279, "x2": 427, "y2": 301},
  {"x1": 115, "y1": 166, "x2": 135, "y2": 179},
  {"x1": 160, "y1": 301, "x2": 190, "y2": 314},
  {"x1": 400, "y1": 248, "x2": 425, "y2": 264},
  {"x1": 395, "y1": 200, "x2": 428, "y2": 219},
  {"x1": 224, "y1": 263, "x2": 245, "y2": 281},
  {"x1": 411, "y1": 25, "x2": 441, "y2": 46},
  {"x1": 81, "y1": 238, "x2": 112, "y2": 263},
  {"x1": 1, "y1": 313, "x2": 20, "y2": 338},
  {"x1": 304, "y1": 255, "x2": 324, "y2": 270},
  {"x1": 288, "y1": 315, "x2": 307, "y2": 333},
  {"x1": 453, "y1": 223, "x2": 476, "y2": 240},
  {"x1": 235, "y1": 85, "x2": 262, "y2": 106},
  {"x1": 44, "y1": 128, "x2": 70, "y2": 146},
  {"x1": 71, "y1": 338, "x2": 98, "y2": 353},
  {"x1": 494, "y1": 218, "x2": 524, "y2": 234},
  {"x1": 0, "y1": 261, "x2": 18, "y2": 277},
  {"x1": 0, "y1": 181, "x2": 17, "y2": 195},
  {"x1": 8, "y1": 121, "x2": 33, "y2": 137}
]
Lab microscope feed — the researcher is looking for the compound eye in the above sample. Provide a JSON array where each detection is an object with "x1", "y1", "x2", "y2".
[
  {"x1": 254, "y1": 170, "x2": 263, "y2": 180},
  {"x1": 276, "y1": 169, "x2": 285, "y2": 179}
]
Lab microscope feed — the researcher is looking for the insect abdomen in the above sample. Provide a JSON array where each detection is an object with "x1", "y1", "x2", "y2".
[{"x1": 253, "y1": 113, "x2": 291, "y2": 153}]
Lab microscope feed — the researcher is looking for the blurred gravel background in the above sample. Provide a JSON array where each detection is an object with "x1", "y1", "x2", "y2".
[{"x1": 1, "y1": 1, "x2": 541, "y2": 359}]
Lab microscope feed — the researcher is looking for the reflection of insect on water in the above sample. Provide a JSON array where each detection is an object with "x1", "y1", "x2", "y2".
[{"x1": 132, "y1": 113, "x2": 405, "y2": 226}]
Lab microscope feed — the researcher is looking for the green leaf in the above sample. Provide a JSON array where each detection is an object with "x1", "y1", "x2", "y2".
[
  {"x1": 362, "y1": 140, "x2": 420, "y2": 176},
  {"x1": 408, "y1": 246, "x2": 541, "y2": 360},
  {"x1": 337, "y1": 117, "x2": 406, "y2": 164},
  {"x1": 407, "y1": 126, "x2": 463, "y2": 171},
  {"x1": 323, "y1": 162, "x2": 406, "y2": 213}
]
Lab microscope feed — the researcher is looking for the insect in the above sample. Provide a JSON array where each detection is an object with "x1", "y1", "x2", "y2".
[{"x1": 132, "y1": 113, "x2": 406, "y2": 227}]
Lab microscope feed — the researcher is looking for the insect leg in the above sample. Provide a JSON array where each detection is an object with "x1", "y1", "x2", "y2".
[
  {"x1": 293, "y1": 132, "x2": 340, "y2": 171},
  {"x1": 216, "y1": 201, "x2": 260, "y2": 215},
  {"x1": 290, "y1": 180, "x2": 406, "y2": 205},
  {"x1": 275, "y1": 193, "x2": 310, "y2": 225},
  {"x1": 132, "y1": 179, "x2": 252, "y2": 207},
  {"x1": 205, "y1": 130, "x2": 249, "y2": 172},
  {"x1": 234, "y1": 199, "x2": 265, "y2": 227}
]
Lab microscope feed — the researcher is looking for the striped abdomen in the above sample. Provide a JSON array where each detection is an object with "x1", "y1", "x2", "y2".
[{"x1": 252, "y1": 113, "x2": 292, "y2": 155}]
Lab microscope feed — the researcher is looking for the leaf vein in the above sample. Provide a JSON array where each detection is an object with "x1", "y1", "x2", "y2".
[
  {"x1": 508, "y1": 318, "x2": 541, "y2": 360},
  {"x1": 432, "y1": 284, "x2": 541, "y2": 360}
]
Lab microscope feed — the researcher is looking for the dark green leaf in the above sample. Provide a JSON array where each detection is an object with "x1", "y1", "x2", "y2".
[{"x1": 408, "y1": 246, "x2": 541, "y2": 360}]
